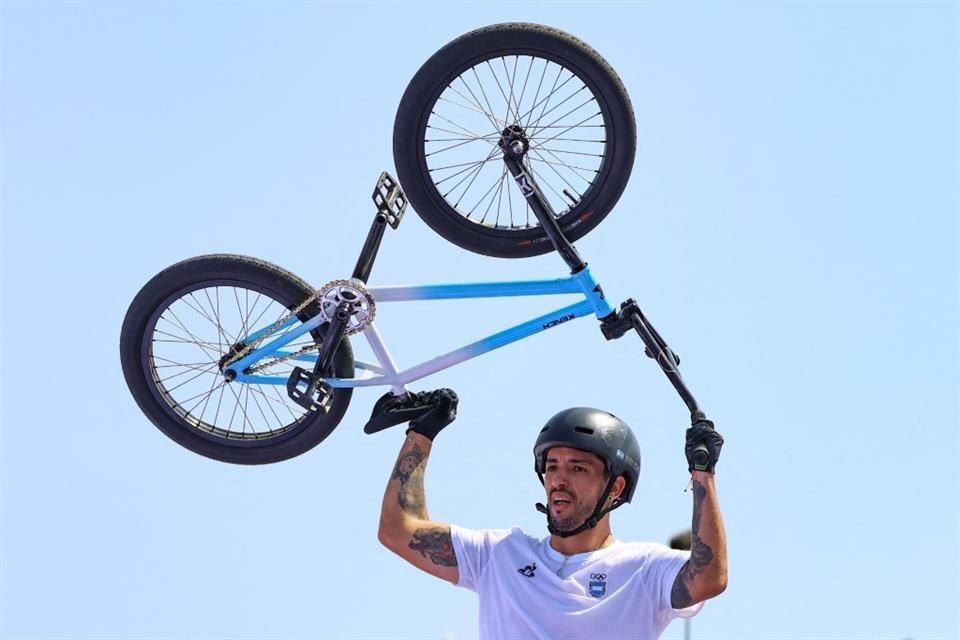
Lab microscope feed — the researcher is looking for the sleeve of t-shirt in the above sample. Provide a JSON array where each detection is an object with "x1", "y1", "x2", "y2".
[
  {"x1": 653, "y1": 547, "x2": 705, "y2": 621},
  {"x1": 449, "y1": 525, "x2": 514, "y2": 592}
]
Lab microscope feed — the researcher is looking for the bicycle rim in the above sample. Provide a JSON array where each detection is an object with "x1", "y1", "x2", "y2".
[
  {"x1": 142, "y1": 281, "x2": 320, "y2": 443},
  {"x1": 424, "y1": 53, "x2": 609, "y2": 230}
]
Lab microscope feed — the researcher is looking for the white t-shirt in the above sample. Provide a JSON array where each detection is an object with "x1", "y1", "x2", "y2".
[{"x1": 451, "y1": 525, "x2": 703, "y2": 640}]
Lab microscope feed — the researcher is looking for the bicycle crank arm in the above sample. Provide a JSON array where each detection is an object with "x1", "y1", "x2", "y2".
[
  {"x1": 284, "y1": 300, "x2": 352, "y2": 412},
  {"x1": 353, "y1": 172, "x2": 409, "y2": 284}
]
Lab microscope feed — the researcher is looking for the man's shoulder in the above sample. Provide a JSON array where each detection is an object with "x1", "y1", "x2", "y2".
[
  {"x1": 609, "y1": 540, "x2": 682, "y2": 561},
  {"x1": 452, "y1": 524, "x2": 542, "y2": 551},
  {"x1": 490, "y1": 525, "x2": 542, "y2": 548}
]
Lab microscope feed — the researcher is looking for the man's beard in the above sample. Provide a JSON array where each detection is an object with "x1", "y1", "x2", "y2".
[{"x1": 550, "y1": 499, "x2": 594, "y2": 533}]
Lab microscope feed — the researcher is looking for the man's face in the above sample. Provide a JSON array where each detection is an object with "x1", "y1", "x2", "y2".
[{"x1": 543, "y1": 447, "x2": 609, "y2": 532}]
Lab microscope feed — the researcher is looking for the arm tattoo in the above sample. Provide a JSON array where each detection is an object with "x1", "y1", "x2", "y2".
[
  {"x1": 392, "y1": 443, "x2": 424, "y2": 485},
  {"x1": 392, "y1": 443, "x2": 428, "y2": 518},
  {"x1": 409, "y1": 526, "x2": 457, "y2": 567},
  {"x1": 671, "y1": 479, "x2": 715, "y2": 608}
]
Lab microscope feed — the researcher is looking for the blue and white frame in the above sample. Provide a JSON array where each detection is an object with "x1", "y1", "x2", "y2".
[{"x1": 228, "y1": 266, "x2": 615, "y2": 395}]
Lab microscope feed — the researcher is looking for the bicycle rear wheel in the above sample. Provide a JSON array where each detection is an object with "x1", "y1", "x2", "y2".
[
  {"x1": 394, "y1": 22, "x2": 636, "y2": 258},
  {"x1": 120, "y1": 254, "x2": 354, "y2": 464}
]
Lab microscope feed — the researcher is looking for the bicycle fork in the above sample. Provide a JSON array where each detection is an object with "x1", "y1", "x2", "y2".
[{"x1": 498, "y1": 129, "x2": 712, "y2": 466}]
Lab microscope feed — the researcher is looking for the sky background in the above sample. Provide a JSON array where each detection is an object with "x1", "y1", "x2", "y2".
[{"x1": 1, "y1": 2, "x2": 958, "y2": 639}]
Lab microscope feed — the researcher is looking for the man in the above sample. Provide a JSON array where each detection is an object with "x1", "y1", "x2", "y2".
[{"x1": 378, "y1": 394, "x2": 727, "y2": 639}]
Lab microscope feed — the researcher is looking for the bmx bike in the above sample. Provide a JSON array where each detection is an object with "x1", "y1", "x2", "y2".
[{"x1": 120, "y1": 23, "x2": 711, "y2": 465}]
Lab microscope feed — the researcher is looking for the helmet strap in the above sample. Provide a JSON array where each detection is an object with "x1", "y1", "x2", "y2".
[{"x1": 535, "y1": 474, "x2": 626, "y2": 539}]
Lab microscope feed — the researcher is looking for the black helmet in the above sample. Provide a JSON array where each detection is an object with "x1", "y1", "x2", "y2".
[{"x1": 534, "y1": 407, "x2": 641, "y2": 504}]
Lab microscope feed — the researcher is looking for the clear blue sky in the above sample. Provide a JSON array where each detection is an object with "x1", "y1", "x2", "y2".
[{"x1": 2, "y1": 2, "x2": 957, "y2": 639}]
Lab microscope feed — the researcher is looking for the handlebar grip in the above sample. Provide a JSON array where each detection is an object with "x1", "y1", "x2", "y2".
[{"x1": 692, "y1": 444, "x2": 710, "y2": 471}]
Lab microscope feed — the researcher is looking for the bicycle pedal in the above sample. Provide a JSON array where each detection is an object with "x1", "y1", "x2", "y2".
[
  {"x1": 372, "y1": 171, "x2": 407, "y2": 229},
  {"x1": 286, "y1": 367, "x2": 333, "y2": 413}
]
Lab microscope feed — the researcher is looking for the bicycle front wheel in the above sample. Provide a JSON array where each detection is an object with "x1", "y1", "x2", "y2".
[
  {"x1": 120, "y1": 254, "x2": 354, "y2": 464},
  {"x1": 394, "y1": 22, "x2": 637, "y2": 258}
]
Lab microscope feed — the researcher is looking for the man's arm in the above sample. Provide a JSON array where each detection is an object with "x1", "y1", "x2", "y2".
[
  {"x1": 377, "y1": 391, "x2": 460, "y2": 584},
  {"x1": 670, "y1": 471, "x2": 728, "y2": 607},
  {"x1": 671, "y1": 421, "x2": 728, "y2": 608}
]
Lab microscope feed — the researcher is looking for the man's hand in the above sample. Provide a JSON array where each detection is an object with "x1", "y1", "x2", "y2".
[
  {"x1": 406, "y1": 388, "x2": 459, "y2": 441},
  {"x1": 685, "y1": 419, "x2": 724, "y2": 473}
]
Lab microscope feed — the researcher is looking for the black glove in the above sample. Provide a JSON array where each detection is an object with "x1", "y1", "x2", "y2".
[
  {"x1": 685, "y1": 419, "x2": 724, "y2": 473},
  {"x1": 406, "y1": 389, "x2": 459, "y2": 441}
]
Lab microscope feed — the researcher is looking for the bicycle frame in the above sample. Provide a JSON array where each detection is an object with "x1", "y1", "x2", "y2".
[
  {"x1": 228, "y1": 267, "x2": 614, "y2": 394},
  {"x1": 225, "y1": 163, "x2": 706, "y2": 442}
]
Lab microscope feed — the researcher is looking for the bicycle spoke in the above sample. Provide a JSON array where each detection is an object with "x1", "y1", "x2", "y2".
[
  {"x1": 501, "y1": 55, "x2": 522, "y2": 126},
  {"x1": 159, "y1": 361, "x2": 220, "y2": 395},
  {"x1": 485, "y1": 59, "x2": 516, "y2": 127},
  {"x1": 524, "y1": 57, "x2": 550, "y2": 130},
  {"x1": 184, "y1": 377, "x2": 227, "y2": 422},
  {"x1": 423, "y1": 51, "x2": 610, "y2": 232},
  {"x1": 527, "y1": 91, "x2": 594, "y2": 137},
  {"x1": 515, "y1": 55, "x2": 535, "y2": 124},
  {"x1": 440, "y1": 144, "x2": 501, "y2": 199},
  {"x1": 153, "y1": 360, "x2": 214, "y2": 370},
  {"x1": 528, "y1": 147, "x2": 583, "y2": 199},
  {"x1": 437, "y1": 94, "x2": 505, "y2": 130},
  {"x1": 526, "y1": 157, "x2": 572, "y2": 209},
  {"x1": 478, "y1": 168, "x2": 507, "y2": 225},
  {"x1": 469, "y1": 66, "x2": 502, "y2": 134},
  {"x1": 213, "y1": 377, "x2": 227, "y2": 428},
  {"x1": 525, "y1": 66, "x2": 569, "y2": 131},
  {"x1": 467, "y1": 165, "x2": 508, "y2": 218},
  {"x1": 244, "y1": 384, "x2": 278, "y2": 437},
  {"x1": 159, "y1": 311, "x2": 223, "y2": 361},
  {"x1": 533, "y1": 136, "x2": 605, "y2": 144},
  {"x1": 427, "y1": 135, "x2": 500, "y2": 144},
  {"x1": 526, "y1": 149, "x2": 600, "y2": 174},
  {"x1": 429, "y1": 156, "x2": 502, "y2": 174},
  {"x1": 246, "y1": 384, "x2": 289, "y2": 431},
  {"x1": 428, "y1": 135, "x2": 497, "y2": 158},
  {"x1": 454, "y1": 152, "x2": 499, "y2": 209},
  {"x1": 146, "y1": 281, "x2": 323, "y2": 439},
  {"x1": 205, "y1": 287, "x2": 231, "y2": 349},
  {"x1": 196, "y1": 370, "x2": 222, "y2": 428},
  {"x1": 529, "y1": 111, "x2": 603, "y2": 147},
  {"x1": 454, "y1": 76, "x2": 504, "y2": 133},
  {"x1": 152, "y1": 356, "x2": 220, "y2": 376},
  {"x1": 428, "y1": 111, "x2": 491, "y2": 144},
  {"x1": 152, "y1": 329, "x2": 223, "y2": 352},
  {"x1": 507, "y1": 162, "x2": 515, "y2": 227},
  {"x1": 426, "y1": 124, "x2": 501, "y2": 143},
  {"x1": 182, "y1": 291, "x2": 233, "y2": 347},
  {"x1": 528, "y1": 146, "x2": 596, "y2": 186}
]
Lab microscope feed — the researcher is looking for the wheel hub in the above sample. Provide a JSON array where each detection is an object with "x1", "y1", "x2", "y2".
[{"x1": 499, "y1": 124, "x2": 529, "y2": 158}]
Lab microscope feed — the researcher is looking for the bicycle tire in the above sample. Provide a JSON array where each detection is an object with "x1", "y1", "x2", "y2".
[
  {"x1": 120, "y1": 254, "x2": 354, "y2": 464},
  {"x1": 394, "y1": 22, "x2": 636, "y2": 259}
]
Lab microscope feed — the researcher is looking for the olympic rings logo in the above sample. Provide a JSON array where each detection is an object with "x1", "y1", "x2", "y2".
[{"x1": 590, "y1": 573, "x2": 607, "y2": 581}]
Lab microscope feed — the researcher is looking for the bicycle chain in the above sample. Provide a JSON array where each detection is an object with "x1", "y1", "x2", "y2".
[{"x1": 223, "y1": 279, "x2": 375, "y2": 374}]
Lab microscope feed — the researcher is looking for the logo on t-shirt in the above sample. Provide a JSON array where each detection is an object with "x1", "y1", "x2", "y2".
[
  {"x1": 588, "y1": 573, "x2": 607, "y2": 597},
  {"x1": 517, "y1": 563, "x2": 537, "y2": 578}
]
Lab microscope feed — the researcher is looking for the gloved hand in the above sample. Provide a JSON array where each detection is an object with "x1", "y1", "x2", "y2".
[
  {"x1": 406, "y1": 388, "x2": 459, "y2": 441},
  {"x1": 685, "y1": 419, "x2": 724, "y2": 473}
]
